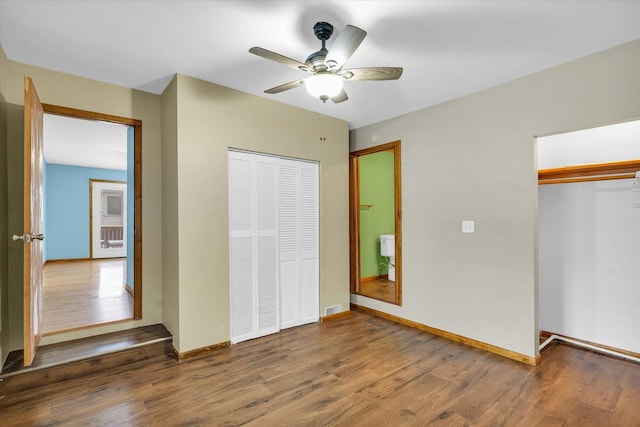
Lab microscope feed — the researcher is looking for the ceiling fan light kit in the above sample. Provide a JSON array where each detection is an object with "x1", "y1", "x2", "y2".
[
  {"x1": 250, "y1": 21, "x2": 402, "y2": 104},
  {"x1": 305, "y1": 73, "x2": 343, "y2": 101}
]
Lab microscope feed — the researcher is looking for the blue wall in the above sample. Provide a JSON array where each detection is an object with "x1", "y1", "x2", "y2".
[
  {"x1": 42, "y1": 161, "x2": 48, "y2": 258},
  {"x1": 44, "y1": 163, "x2": 126, "y2": 261}
]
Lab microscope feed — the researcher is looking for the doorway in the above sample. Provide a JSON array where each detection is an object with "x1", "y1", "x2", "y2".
[
  {"x1": 350, "y1": 140, "x2": 402, "y2": 305},
  {"x1": 537, "y1": 120, "x2": 640, "y2": 357},
  {"x1": 40, "y1": 104, "x2": 142, "y2": 335},
  {"x1": 90, "y1": 180, "x2": 127, "y2": 259}
]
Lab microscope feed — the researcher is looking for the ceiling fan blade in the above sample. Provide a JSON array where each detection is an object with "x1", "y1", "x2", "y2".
[
  {"x1": 331, "y1": 88, "x2": 348, "y2": 104},
  {"x1": 249, "y1": 47, "x2": 309, "y2": 72},
  {"x1": 264, "y1": 79, "x2": 305, "y2": 94},
  {"x1": 325, "y1": 25, "x2": 367, "y2": 70},
  {"x1": 341, "y1": 67, "x2": 403, "y2": 81}
]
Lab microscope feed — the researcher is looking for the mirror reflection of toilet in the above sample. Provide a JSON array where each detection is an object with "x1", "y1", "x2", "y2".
[{"x1": 380, "y1": 234, "x2": 395, "y2": 282}]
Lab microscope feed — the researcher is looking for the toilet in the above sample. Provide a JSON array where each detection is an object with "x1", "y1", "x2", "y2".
[{"x1": 380, "y1": 234, "x2": 395, "y2": 282}]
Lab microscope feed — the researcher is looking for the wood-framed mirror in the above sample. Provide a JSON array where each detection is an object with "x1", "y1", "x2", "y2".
[{"x1": 350, "y1": 140, "x2": 402, "y2": 305}]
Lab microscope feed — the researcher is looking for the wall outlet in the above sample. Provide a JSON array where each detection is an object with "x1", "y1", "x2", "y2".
[{"x1": 462, "y1": 220, "x2": 475, "y2": 233}]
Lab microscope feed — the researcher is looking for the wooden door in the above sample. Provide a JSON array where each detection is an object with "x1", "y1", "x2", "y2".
[{"x1": 23, "y1": 77, "x2": 44, "y2": 366}]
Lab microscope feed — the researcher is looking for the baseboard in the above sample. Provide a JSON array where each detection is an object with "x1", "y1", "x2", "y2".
[
  {"x1": 321, "y1": 310, "x2": 351, "y2": 322},
  {"x1": 540, "y1": 330, "x2": 640, "y2": 360},
  {"x1": 44, "y1": 257, "x2": 91, "y2": 265},
  {"x1": 351, "y1": 303, "x2": 537, "y2": 366},
  {"x1": 44, "y1": 257, "x2": 126, "y2": 265},
  {"x1": 539, "y1": 330, "x2": 553, "y2": 340},
  {"x1": 173, "y1": 341, "x2": 231, "y2": 361},
  {"x1": 42, "y1": 317, "x2": 134, "y2": 337}
]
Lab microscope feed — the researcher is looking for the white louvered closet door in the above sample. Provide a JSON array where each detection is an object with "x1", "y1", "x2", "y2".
[
  {"x1": 298, "y1": 162, "x2": 319, "y2": 324},
  {"x1": 229, "y1": 151, "x2": 279, "y2": 344},
  {"x1": 279, "y1": 159, "x2": 319, "y2": 329}
]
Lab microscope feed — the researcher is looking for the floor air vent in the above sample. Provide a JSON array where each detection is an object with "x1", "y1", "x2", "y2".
[{"x1": 324, "y1": 304, "x2": 342, "y2": 316}]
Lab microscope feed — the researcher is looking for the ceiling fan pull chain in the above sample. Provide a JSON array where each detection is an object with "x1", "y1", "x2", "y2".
[{"x1": 319, "y1": 112, "x2": 326, "y2": 142}]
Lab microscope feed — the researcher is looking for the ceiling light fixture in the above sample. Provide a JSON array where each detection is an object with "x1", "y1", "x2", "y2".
[
  {"x1": 250, "y1": 21, "x2": 402, "y2": 105},
  {"x1": 305, "y1": 72, "x2": 343, "y2": 102}
]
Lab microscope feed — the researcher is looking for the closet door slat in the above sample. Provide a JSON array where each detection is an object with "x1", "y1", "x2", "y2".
[
  {"x1": 299, "y1": 163, "x2": 319, "y2": 323},
  {"x1": 229, "y1": 153, "x2": 257, "y2": 343},
  {"x1": 256, "y1": 159, "x2": 279, "y2": 336},
  {"x1": 230, "y1": 237, "x2": 254, "y2": 341},
  {"x1": 279, "y1": 160, "x2": 299, "y2": 329},
  {"x1": 279, "y1": 159, "x2": 319, "y2": 329}
]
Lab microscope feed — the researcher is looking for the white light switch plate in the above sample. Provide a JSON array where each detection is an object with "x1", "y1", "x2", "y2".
[{"x1": 462, "y1": 220, "x2": 475, "y2": 233}]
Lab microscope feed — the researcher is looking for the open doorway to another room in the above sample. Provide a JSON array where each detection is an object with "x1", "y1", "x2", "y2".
[
  {"x1": 537, "y1": 120, "x2": 640, "y2": 360},
  {"x1": 41, "y1": 112, "x2": 136, "y2": 334},
  {"x1": 350, "y1": 141, "x2": 402, "y2": 305}
]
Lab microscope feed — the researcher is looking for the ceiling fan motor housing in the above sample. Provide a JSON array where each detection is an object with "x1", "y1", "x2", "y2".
[
  {"x1": 305, "y1": 49, "x2": 328, "y2": 71},
  {"x1": 313, "y1": 22, "x2": 334, "y2": 41},
  {"x1": 305, "y1": 22, "x2": 334, "y2": 72}
]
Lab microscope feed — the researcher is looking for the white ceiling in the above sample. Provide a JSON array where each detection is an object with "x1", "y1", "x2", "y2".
[
  {"x1": 2, "y1": 1, "x2": 640, "y2": 132},
  {"x1": 43, "y1": 114, "x2": 129, "y2": 170}
]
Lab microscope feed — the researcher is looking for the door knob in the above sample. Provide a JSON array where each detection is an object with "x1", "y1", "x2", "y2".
[{"x1": 12, "y1": 233, "x2": 44, "y2": 243}]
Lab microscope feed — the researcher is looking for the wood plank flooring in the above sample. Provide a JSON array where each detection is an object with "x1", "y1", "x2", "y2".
[
  {"x1": 43, "y1": 259, "x2": 133, "y2": 334},
  {"x1": 0, "y1": 324, "x2": 172, "y2": 395},
  {"x1": 1, "y1": 311, "x2": 638, "y2": 426},
  {"x1": 358, "y1": 277, "x2": 396, "y2": 303}
]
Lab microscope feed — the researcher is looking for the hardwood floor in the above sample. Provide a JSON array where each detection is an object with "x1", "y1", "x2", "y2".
[
  {"x1": 1, "y1": 311, "x2": 638, "y2": 426},
  {"x1": 0, "y1": 325, "x2": 172, "y2": 395},
  {"x1": 43, "y1": 259, "x2": 133, "y2": 334},
  {"x1": 358, "y1": 277, "x2": 396, "y2": 303}
]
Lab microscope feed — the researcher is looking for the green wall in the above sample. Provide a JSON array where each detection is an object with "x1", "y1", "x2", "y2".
[{"x1": 359, "y1": 151, "x2": 394, "y2": 279}]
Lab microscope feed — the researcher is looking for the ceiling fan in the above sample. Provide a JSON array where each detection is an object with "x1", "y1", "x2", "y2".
[{"x1": 249, "y1": 21, "x2": 403, "y2": 103}]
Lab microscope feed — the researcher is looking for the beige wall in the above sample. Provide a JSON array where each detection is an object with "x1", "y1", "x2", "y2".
[
  {"x1": 0, "y1": 44, "x2": 7, "y2": 96},
  {"x1": 1, "y1": 56, "x2": 164, "y2": 349},
  {"x1": 166, "y1": 74, "x2": 350, "y2": 353},
  {"x1": 350, "y1": 39, "x2": 640, "y2": 359},
  {"x1": 0, "y1": 45, "x2": 9, "y2": 367},
  {"x1": 160, "y1": 75, "x2": 180, "y2": 349},
  {"x1": 7, "y1": 37, "x2": 625, "y2": 361},
  {"x1": 0, "y1": 50, "x2": 350, "y2": 357}
]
